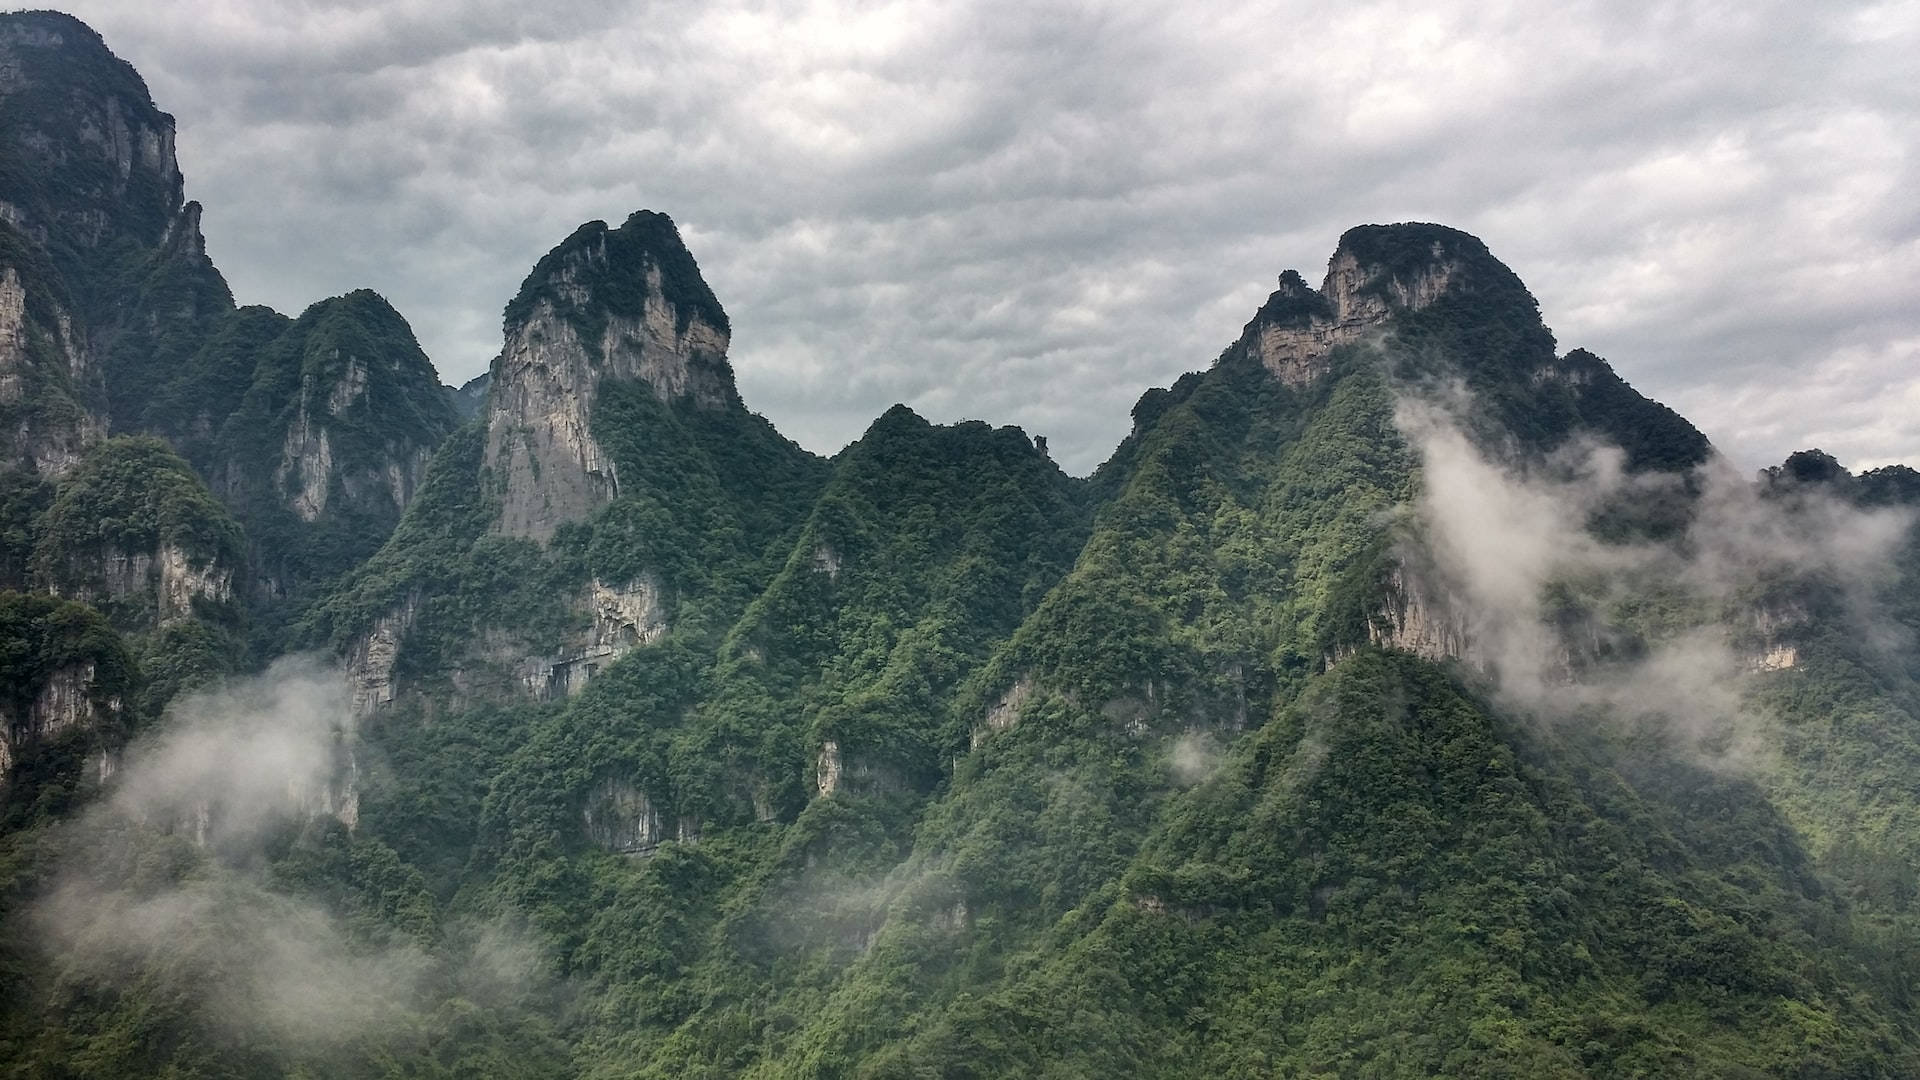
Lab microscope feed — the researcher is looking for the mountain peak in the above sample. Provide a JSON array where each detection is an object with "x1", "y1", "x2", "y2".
[
  {"x1": 1325, "y1": 222, "x2": 1513, "y2": 316},
  {"x1": 502, "y1": 208, "x2": 729, "y2": 340},
  {"x1": 485, "y1": 210, "x2": 742, "y2": 540},
  {"x1": 1222, "y1": 223, "x2": 1533, "y2": 388},
  {"x1": 0, "y1": 9, "x2": 185, "y2": 249}
]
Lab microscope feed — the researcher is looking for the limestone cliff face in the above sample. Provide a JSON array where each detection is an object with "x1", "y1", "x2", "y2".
[
  {"x1": 200, "y1": 290, "x2": 456, "y2": 594},
  {"x1": 1733, "y1": 598, "x2": 1809, "y2": 673},
  {"x1": 0, "y1": 12, "x2": 185, "y2": 255},
  {"x1": 347, "y1": 594, "x2": 417, "y2": 716},
  {"x1": 260, "y1": 292, "x2": 454, "y2": 524},
  {"x1": 0, "y1": 662, "x2": 116, "y2": 781},
  {"x1": 34, "y1": 437, "x2": 246, "y2": 632},
  {"x1": 0, "y1": 593, "x2": 132, "y2": 791},
  {"x1": 485, "y1": 211, "x2": 735, "y2": 541},
  {"x1": 348, "y1": 576, "x2": 669, "y2": 717},
  {"x1": 0, "y1": 12, "x2": 235, "y2": 429},
  {"x1": 971, "y1": 676, "x2": 1035, "y2": 749},
  {"x1": 80, "y1": 542, "x2": 234, "y2": 624},
  {"x1": 1223, "y1": 225, "x2": 1475, "y2": 388},
  {"x1": 268, "y1": 349, "x2": 439, "y2": 526},
  {"x1": 814, "y1": 738, "x2": 904, "y2": 799},
  {"x1": 0, "y1": 256, "x2": 106, "y2": 474},
  {"x1": 521, "y1": 576, "x2": 669, "y2": 700},
  {"x1": 582, "y1": 778, "x2": 701, "y2": 854},
  {"x1": 1368, "y1": 563, "x2": 1474, "y2": 664}
]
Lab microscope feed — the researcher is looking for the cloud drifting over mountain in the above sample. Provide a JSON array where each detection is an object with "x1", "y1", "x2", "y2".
[{"x1": 59, "y1": 0, "x2": 1920, "y2": 474}]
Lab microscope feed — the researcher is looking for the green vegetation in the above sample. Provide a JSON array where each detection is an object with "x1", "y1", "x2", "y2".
[
  {"x1": 204, "y1": 291, "x2": 460, "y2": 648},
  {"x1": 33, "y1": 436, "x2": 245, "y2": 591},
  {"x1": 0, "y1": 590, "x2": 134, "y2": 827},
  {"x1": 24, "y1": 437, "x2": 249, "y2": 721},
  {"x1": 6, "y1": 65, "x2": 1920, "y2": 1074},
  {"x1": 503, "y1": 211, "x2": 732, "y2": 345}
]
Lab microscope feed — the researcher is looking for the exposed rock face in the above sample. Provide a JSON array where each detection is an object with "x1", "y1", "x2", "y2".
[
  {"x1": 485, "y1": 212, "x2": 734, "y2": 541},
  {"x1": 523, "y1": 576, "x2": 668, "y2": 699},
  {"x1": 0, "y1": 13, "x2": 185, "y2": 253},
  {"x1": 276, "y1": 411, "x2": 333, "y2": 521},
  {"x1": 1734, "y1": 599, "x2": 1808, "y2": 673},
  {"x1": 0, "y1": 13, "x2": 236, "y2": 429},
  {"x1": 0, "y1": 258, "x2": 106, "y2": 475},
  {"x1": 584, "y1": 779, "x2": 665, "y2": 852},
  {"x1": 348, "y1": 594, "x2": 417, "y2": 716},
  {"x1": 73, "y1": 542, "x2": 233, "y2": 624},
  {"x1": 816, "y1": 739, "x2": 845, "y2": 798},
  {"x1": 582, "y1": 778, "x2": 699, "y2": 853},
  {"x1": 1368, "y1": 564, "x2": 1473, "y2": 663},
  {"x1": 812, "y1": 543, "x2": 842, "y2": 580},
  {"x1": 1225, "y1": 227, "x2": 1472, "y2": 388},
  {"x1": 1, "y1": 661, "x2": 118, "y2": 783},
  {"x1": 814, "y1": 738, "x2": 903, "y2": 798},
  {"x1": 244, "y1": 292, "x2": 454, "y2": 534},
  {"x1": 971, "y1": 676, "x2": 1035, "y2": 749}
]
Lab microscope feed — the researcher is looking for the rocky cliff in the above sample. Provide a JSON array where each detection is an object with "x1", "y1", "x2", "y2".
[
  {"x1": 210, "y1": 290, "x2": 458, "y2": 597},
  {"x1": 0, "y1": 591, "x2": 133, "y2": 793},
  {"x1": 0, "y1": 222, "x2": 105, "y2": 475},
  {"x1": 0, "y1": 11, "x2": 234, "y2": 430},
  {"x1": 32, "y1": 437, "x2": 245, "y2": 632},
  {"x1": 1220, "y1": 224, "x2": 1478, "y2": 387},
  {"x1": 485, "y1": 211, "x2": 736, "y2": 541}
]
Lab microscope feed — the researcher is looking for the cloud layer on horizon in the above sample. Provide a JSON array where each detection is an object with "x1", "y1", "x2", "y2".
[{"x1": 56, "y1": 0, "x2": 1920, "y2": 475}]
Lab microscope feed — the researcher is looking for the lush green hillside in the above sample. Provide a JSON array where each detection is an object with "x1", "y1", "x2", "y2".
[
  {"x1": 4, "y1": 14, "x2": 1920, "y2": 1076},
  {"x1": 7, "y1": 217, "x2": 1920, "y2": 1079}
]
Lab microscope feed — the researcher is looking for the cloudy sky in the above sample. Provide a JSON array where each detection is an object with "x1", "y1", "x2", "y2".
[{"x1": 55, "y1": 0, "x2": 1920, "y2": 475}]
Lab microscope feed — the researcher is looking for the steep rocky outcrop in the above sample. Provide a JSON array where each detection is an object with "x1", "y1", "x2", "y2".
[
  {"x1": 0, "y1": 591, "x2": 133, "y2": 791},
  {"x1": 813, "y1": 739, "x2": 903, "y2": 799},
  {"x1": 33, "y1": 437, "x2": 245, "y2": 632},
  {"x1": 0, "y1": 227, "x2": 105, "y2": 474},
  {"x1": 0, "y1": 662, "x2": 105, "y2": 780},
  {"x1": 346, "y1": 594, "x2": 417, "y2": 716},
  {"x1": 522, "y1": 577, "x2": 668, "y2": 700},
  {"x1": 0, "y1": 11, "x2": 234, "y2": 430},
  {"x1": 210, "y1": 290, "x2": 458, "y2": 595},
  {"x1": 582, "y1": 778, "x2": 701, "y2": 854},
  {"x1": 485, "y1": 211, "x2": 735, "y2": 541},
  {"x1": 1221, "y1": 226, "x2": 1474, "y2": 387},
  {"x1": 1367, "y1": 563, "x2": 1475, "y2": 665},
  {"x1": 83, "y1": 542, "x2": 233, "y2": 624}
]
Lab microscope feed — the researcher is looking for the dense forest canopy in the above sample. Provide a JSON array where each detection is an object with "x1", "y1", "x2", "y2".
[{"x1": 2, "y1": 10, "x2": 1920, "y2": 1078}]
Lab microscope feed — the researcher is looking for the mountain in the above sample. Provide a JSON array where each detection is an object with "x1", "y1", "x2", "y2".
[
  {"x1": 0, "y1": 10, "x2": 464, "y2": 638},
  {"x1": 310, "y1": 208, "x2": 826, "y2": 714},
  {"x1": 0, "y1": 10, "x2": 232, "y2": 432},
  {"x1": 3, "y1": 13, "x2": 1920, "y2": 1080}
]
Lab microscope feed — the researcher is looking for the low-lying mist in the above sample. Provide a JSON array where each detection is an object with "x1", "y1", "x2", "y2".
[
  {"x1": 25, "y1": 657, "x2": 546, "y2": 1057},
  {"x1": 1395, "y1": 390, "x2": 1915, "y2": 764}
]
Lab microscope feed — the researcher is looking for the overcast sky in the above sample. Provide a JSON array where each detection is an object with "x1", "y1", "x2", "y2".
[{"x1": 51, "y1": 0, "x2": 1920, "y2": 475}]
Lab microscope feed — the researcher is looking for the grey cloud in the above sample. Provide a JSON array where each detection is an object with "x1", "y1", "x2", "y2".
[{"x1": 58, "y1": 0, "x2": 1920, "y2": 473}]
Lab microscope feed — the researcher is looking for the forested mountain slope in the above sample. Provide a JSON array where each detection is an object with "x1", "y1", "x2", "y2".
[
  {"x1": 0, "y1": 10, "x2": 463, "y2": 647},
  {"x1": 2, "y1": 11, "x2": 1920, "y2": 1080}
]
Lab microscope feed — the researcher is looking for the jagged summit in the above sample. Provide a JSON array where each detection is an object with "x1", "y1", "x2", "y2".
[
  {"x1": 485, "y1": 210, "x2": 742, "y2": 540},
  {"x1": 502, "y1": 209, "x2": 729, "y2": 338},
  {"x1": 0, "y1": 9, "x2": 233, "y2": 429},
  {"x1": 1222, "y1": 221, "x2": 1514, "y2": 388},
  {"x1": 0, "y1": 10, "x2": 189, "y2": 253}
]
